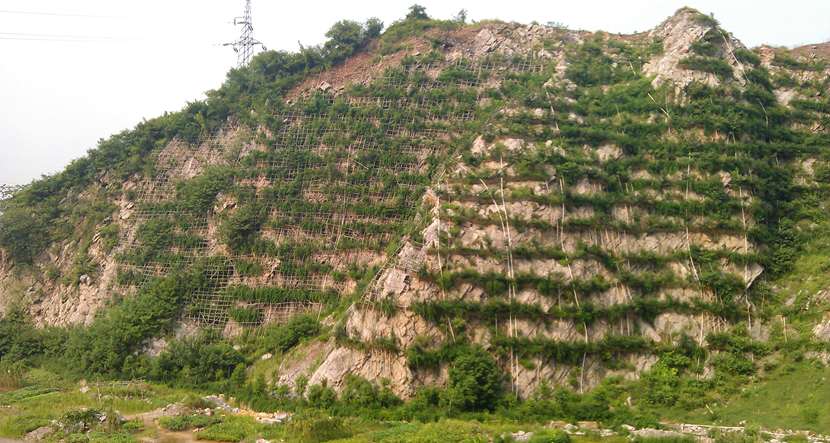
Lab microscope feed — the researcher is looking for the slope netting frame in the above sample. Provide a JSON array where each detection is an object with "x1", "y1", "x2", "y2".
[{"x1": 107, "y1": 51, "x2": 554, "y2": 329}]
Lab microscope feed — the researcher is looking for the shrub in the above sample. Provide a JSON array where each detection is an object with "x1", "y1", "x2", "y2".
[
  {"x1": 152, "y1": 331, "x2": 246, "y2": 387},
  {"x1": 157, "y1": 416, "x2": 190, "y2": 431},
  {"x1": 0, "y1": 310, "x2": 45, "y2": 364},
  {"x1": 285, "y1": 409, "x2": 345, "y2": 442},
  {"x1": 631, "y1": 436, "x2": 695, "y2": 443},
  {"x1": 444, "y1": 345, "x2": 503, "y2": 412},
  {"x1": 175, "y1": 168, "x2": 230, "y2": 214},
  {"x1": 89, "y1": 432, "x2": 140, "y2": 443},
  {"x1": 218, "y1": 203, "x2": 267, "y2": 252},
  {"x1": 323, "y1": 19, "x2": 383, "y2": 65},
  {"x1": 0, "y1": 415, "x2": 52, "y2": 438},
  {"x1": 566, "y1": 41, "x2": 636, "y2": 87},
  {"x1": 183, "y1": 394, "x2": 211, "y2": 409},
  {"x1": 0, "y1": 206, "x2": 49, "y2": 264},
  {"x1": 68, "y1": 434, "x2": 89, "y2": 443},
  {"x1": 678, "y1": 56, "x2": 733, "y2": 80},
  {"x1": 264, "y1": 314, "x2": 320, "y2": 353},
  {"x1": 530, "y1": 430, "x2": 571, "y2": 443},
  {"x1": 692, "y1": 13, "x2": 718, "y2": 27},
  {"x1": 62, "y1": 272, "x2": 193, "y2": 377},
  {"x1": 307, "y1": 379, "x2": 338, "y2": 409},
  {"x1": 709, "y1": 352, "x2": 757, "y2": 376},
  {"x1": 62, "y1": 408, "x2": 102, "y2": 427},
  {"x1": 691, "y1": 40, "x2": 719, "y2": 57},
  {"x1": 158, "y1": 414, "x2": 223, "y2": 431},
  {"x1": 195, "y1": 425, "x2": 247, "y2": 442},
  {"x1": 122, "y1": 422, "x2": 145, "y2": 432},
  {"x1": 228, "y1": 307, "x2": 263, "y2": 324},
  {"x1": 733, "y1": 48, "x2": 761, "y2": 67}
]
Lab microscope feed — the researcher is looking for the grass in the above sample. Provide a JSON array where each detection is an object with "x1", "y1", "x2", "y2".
[
  {"x1": 571, "y1": 435, "x2": 628, "y2": 443},
  {"x1": 8, "y1": 389, "x2": 158, "y2": 417},
  {"x1": 0, "y1": 370, "x2": 25, "y2": 393},
  {"x1": 0, "y1": 386, "x2": 59, "y2": 405},
  {"x1": 158, "y1": 414, "x2": 223, "y2": 431},
  {"x1": 706, "y1": 359, "x2": 830, "y2": 434},
  {"x1": 194, "y1": 415, "x2": 280, "y2": 442},
  {"x1": 362, "y1": 420, "x2": 488, "y2": 443},
  {"x1": 3, "y1": 361, "x2": 830, "y2": 443},
  {"x1": 0, "y1": 367, "x2": 200, "y2": 439},
  {"x1": 640, "y1": 357, "x2": 830, "y2": 435},
  {"x1": 0, "y1": 414, "x2": 53, "y2": 438},
  {"x1": 89, "y1": 430, "x2": 141, "y2": 443}
]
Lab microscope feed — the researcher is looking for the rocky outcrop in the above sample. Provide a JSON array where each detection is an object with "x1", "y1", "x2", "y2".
[{"x1": 644, "y1": 8, "x2": 745, "y2": 89}]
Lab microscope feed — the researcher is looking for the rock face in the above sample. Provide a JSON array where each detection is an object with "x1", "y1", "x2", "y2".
[
  {"x1": 644, "y1": 8, "x2": 745, "y2": 89},
  {"x1": 813, "y1": 313, "x2": 830, "y2": 341},
  {"x1": 303, "y1": 132, "x2": 761, "y2": 398},
  {"x1": 25, "y1": 426, "x2": 54, "y2": 442}
]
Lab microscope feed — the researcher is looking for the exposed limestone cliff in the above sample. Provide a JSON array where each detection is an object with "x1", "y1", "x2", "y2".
[{"x1": 644, "y1": 8, "x2": 745, "y2": 89}]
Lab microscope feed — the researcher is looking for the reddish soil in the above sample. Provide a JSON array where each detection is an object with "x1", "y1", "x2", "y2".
[
  {"x1": 790, "y1": 41, "x2": 830, "y2": 62},
  {"x1": 285, "y1": 23, "x2": 489, "y2": 100}
]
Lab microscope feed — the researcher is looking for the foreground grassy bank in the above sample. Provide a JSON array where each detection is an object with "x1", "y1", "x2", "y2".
[{"x1": 2, "y1": 357, "x2": 830, "y2": 443}]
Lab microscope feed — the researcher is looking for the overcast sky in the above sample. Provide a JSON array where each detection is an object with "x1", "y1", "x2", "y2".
[{"x1": 1, "y1": 0, "x2": 828, "y2": 188}]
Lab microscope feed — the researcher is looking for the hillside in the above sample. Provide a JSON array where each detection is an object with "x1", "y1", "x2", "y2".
[{"x1": 2, "y1": 6, "x2": 830, "y2": 431}]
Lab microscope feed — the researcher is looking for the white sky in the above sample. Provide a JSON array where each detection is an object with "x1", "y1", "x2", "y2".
[{"x1": 1, "y1": 0, "x2": 828, "y2": 188}]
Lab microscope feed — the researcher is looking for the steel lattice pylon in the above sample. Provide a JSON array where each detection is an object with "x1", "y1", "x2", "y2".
[{"x1": 225, "y1": 0, "x2": 265, "y2": 68}]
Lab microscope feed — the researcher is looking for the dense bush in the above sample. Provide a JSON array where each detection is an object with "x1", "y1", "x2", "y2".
[
  {"x1": 152, "y1": 330, "x2": 246, "y2": 387},
  {"x1": 284, "y1": 409, "x2": 346, "y2": 442},
  {"x1": 529, "y1": 430, "x2": 571, "y2": 443},
  {"x1": 228, "y1": 307, "x2": 263, "y2": 324},
  {"x1": 678, "y1": 56, "x2": 733, "y2": 80},
  {"x1": 227, "y1": 285, "x2": 337, "y2": 304},
  {"x1": 60, "y1": 273, "x2": 193, "y2": 376},
  {"x1": 323, "y1": 18, "x2": 383, "y2": 65},
  {"x1": 566, "y1": 41, "x2": 637, "y2": 87},
  {"x1": 0, "y1": 309, "x2": 45, "y2": 362},
  {"x1": 157, "y1": 414, "x2": 222, "y2": 431},
  {"x1": 444, "y1": 345, "x2": 503, "y2": 412},
  {"x1": 0, "y1": 206, "x2": 49, "y2": 264},
  {"x1": 264, "y1": 314, "x2": 320, "y2": 353},
  {"x1": 175, "y1": 168, "x2": 230, "y2": 213}
]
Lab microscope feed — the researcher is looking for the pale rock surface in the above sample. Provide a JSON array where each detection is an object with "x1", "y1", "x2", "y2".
[{"x1": 644, "y1": 8, "x2": 744, "y2": 89}]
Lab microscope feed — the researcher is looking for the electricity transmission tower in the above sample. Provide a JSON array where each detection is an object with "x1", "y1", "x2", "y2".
[{"x1": 224, "y1": 0, "x2": 266, "y2": 68}]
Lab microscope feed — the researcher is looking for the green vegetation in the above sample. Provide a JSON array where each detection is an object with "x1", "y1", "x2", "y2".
[
  {"x1": 678, "y1": 56, "x2": 734, "y2": 80},
  {"x1": 263, "y1": 314, "x2": 320, "y2": 353},
  {"x1": 158, "y1": 414, "x2": 223, "y2": 431},
  {"x1": 444, "y1": 345, "x2": 504, "y2": 412},
  {"x1": 3, "y1": 4, "x2": 830, "y2": 439}
]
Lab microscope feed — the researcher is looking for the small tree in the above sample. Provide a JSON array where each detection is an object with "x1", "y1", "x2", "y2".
[
  {"x1": 364, "y1": 17, "x2": 384, "y2": 39},
  {"x1": 295, "y1": 374, "x2": 309, "y2": 398},
  {"x1": 406, "y1": 4, "x2": 429, "y2": 21},
  {"x1": 324, "y1": 20, "x2": 364, "y2": 64},
  {"x1": 444, "y1": 345, "x2": 503, "y2": 412},
  {"x1": 0, "y1": 206, "x2": 48, "y2": 264},
  {"x1": 230, "y1": 362, "x2": 248, "y2": 388}
]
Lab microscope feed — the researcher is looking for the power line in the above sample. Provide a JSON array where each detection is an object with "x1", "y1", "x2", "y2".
[
  {"x1": 0, "y1": 36, "x2": 148, "y2": 44},
  {"x1": 0, "y1": 32, "x2": 150, "y2": 43},
  {"x1": 0, "y1": 9, "x2": 147, "y2": 20},
  {"x1": 0, "y1": 156, "x2": 62, "y2": 169}
]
